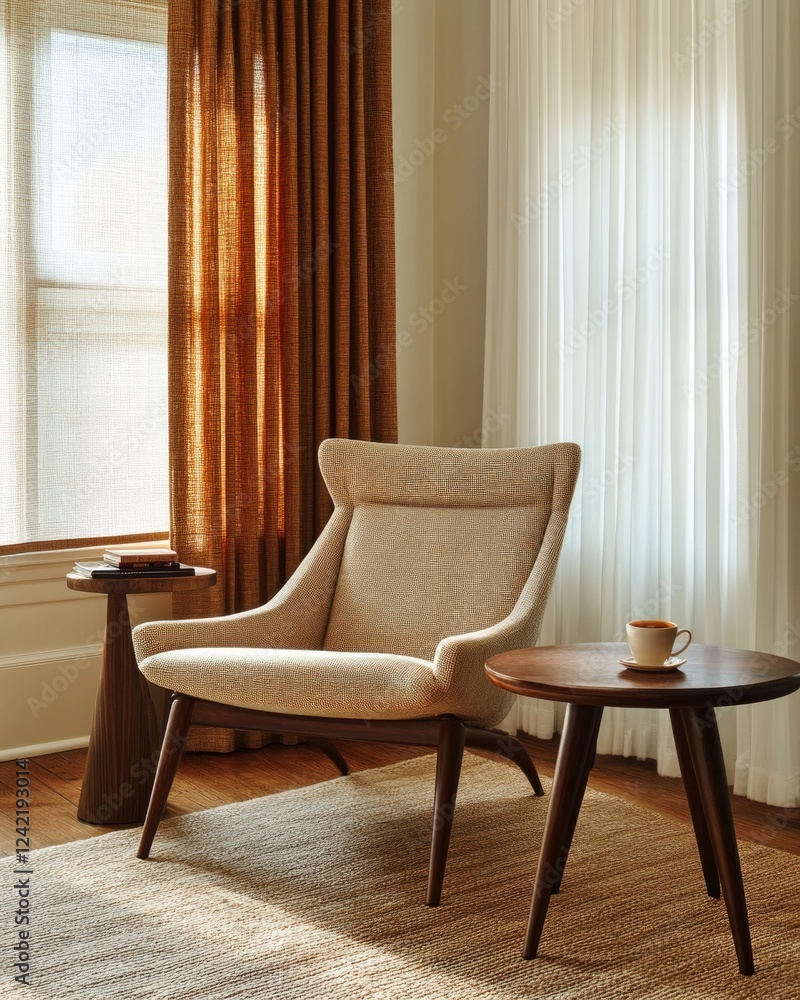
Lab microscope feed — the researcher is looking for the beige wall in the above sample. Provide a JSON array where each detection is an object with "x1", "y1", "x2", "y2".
[
  {"x1": 432, "y1": 0, "x2": 490, "y2": 447},
  {"x1": 393, "y1": 0, "x2": 490, "y2": 447},
  {"x1": 393, "y1": 0, "x2": 436, "y2": 445}
]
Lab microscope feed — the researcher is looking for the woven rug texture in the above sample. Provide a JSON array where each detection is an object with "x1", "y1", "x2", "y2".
[{"x1": 2, "y1": 754, "x2": 799, "y2": 1000}]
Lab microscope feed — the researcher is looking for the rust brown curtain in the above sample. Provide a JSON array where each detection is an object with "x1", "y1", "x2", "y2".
[{"x1": 167, "y1": 0, "x2": 397, "y2": 749}]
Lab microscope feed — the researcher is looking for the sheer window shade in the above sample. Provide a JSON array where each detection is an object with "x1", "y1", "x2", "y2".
[{"x1": 0, "y1": 0, "x2": 168, "y2": 554}]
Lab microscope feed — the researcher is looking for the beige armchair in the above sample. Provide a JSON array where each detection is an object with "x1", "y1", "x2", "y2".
[{"x1": 133, "y1": 438, "x2": 581, "y2": 904}]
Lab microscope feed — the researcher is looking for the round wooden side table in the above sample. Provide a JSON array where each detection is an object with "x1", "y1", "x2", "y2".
[
  {"x1": 485, "y1": 642, "x2": 800, "y2": 976},
  {"x1": 66, "y1": 568, "x2": 216, "y2": 825}
]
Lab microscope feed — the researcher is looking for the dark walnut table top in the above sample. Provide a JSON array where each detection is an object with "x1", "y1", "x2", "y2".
[
  {"x1": 66, "y1": 566, "x2": 216, "y2": 597},
  {"x1": 486, "y1": 642, "x2": 800, "y2": 710}
]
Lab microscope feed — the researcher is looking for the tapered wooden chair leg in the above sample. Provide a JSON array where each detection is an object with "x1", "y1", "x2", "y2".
[
  {"x1": 137, "y1": 696, "x2": 194, "y2": 860},
  {"x1": 427, "y1": 716, "x2": 467, "y2": 907},
  {"x1": 307, "y1": 738, "x2": 350, "y2": 775},
  {"x1": 465, "y1": 727, "x2": 545, "y2": 796}
]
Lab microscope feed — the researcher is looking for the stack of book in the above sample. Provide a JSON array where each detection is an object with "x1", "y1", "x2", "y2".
[{"x1": 73, "y1": 548, "x2": 196, "y2": 579}]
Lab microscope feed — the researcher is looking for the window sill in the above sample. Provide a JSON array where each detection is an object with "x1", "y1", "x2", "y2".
[{"x1": 0, "y1": 539, "x2": 171, "y2": 586}]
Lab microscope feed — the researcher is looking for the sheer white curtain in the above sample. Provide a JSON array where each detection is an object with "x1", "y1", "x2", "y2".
[{"x1": 485, "y1": 0, "x2": 800, "y2": 806}]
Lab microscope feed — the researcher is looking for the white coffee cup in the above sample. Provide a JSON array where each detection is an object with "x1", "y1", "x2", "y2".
[{"x1": 626, "y1": 620, "x2": 692, "y2": 666}]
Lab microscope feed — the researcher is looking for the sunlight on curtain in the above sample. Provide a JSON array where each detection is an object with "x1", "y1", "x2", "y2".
[
  {"x1": 0, "y1": 0, "x2": 168, "y2": 554},
  {"x1": 485, "y1": 0, "x2": 800, "y2": 806}
]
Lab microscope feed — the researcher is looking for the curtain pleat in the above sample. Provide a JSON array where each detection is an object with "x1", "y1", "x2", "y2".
[{"x1": 168, "y1": 0, "x2": 397, "y2": 750}]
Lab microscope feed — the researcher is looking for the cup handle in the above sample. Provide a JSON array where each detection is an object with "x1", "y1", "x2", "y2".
[{"x1": 672, "y1": 629, "x2": 692, "y2": 657}]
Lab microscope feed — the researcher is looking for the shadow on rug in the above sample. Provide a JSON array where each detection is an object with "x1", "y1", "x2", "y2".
[{"x1": 3, "y1": 754, "x2": 799, "y2": 999}]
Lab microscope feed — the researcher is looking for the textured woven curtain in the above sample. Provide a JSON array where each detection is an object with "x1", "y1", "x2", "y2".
[
  {"x1": 169, "y1": 0, "x2": 396, "y2": 615},
  {"x1": 168, "y1": 0, "x2": 397, "y2": 749},
  {"x1": 486, "y1": 0, "x2": 800, "y2": 806}
]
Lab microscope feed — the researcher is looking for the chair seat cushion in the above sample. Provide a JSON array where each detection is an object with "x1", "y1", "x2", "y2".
[{"x1": 138, "y1": 648, "x2": 446, "y2": 720}]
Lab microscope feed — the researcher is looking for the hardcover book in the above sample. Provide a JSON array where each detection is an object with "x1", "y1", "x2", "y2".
[
  {"x1": 74, "y1": 561, "x2": 196, "y2": 579},
  {"x1": 103, "y1": 547, "x2": 179, "y2": 567}
]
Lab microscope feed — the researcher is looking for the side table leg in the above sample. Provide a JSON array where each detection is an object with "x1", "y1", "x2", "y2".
[
  {"x1": 78, "y1": 594, "x2": 160, "y2": 825},
  {"x1": 669, "y1": 708, "x2": 720, "y2": 898},
  {"x1": 681, "y1": 705, "x2": 754, "y2": 976},
  {"x1": 550, "y1": 707, "x2": 603, "y2": 894},
  {"x1": 523, "y1": 703, "x2": 604, "y2": 960}
]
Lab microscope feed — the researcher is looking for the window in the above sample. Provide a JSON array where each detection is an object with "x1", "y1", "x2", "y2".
[{"x1": 0, "y1": 0, "x2": 168, "y2": 553}]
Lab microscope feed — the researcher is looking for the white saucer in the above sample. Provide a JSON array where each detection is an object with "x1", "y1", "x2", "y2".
[{"x1": 619, "y1": 656, "x2": 687, "y2": 673}]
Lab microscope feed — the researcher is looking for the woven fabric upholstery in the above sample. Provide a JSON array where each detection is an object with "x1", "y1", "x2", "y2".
[
  {"x1": 133, "y1": 509, "x2": 350, "y2": 661},
  {"x1": 139, "y1": 649, "x2": 441, "y2": 720},
  {"x1": 322, "y1": 503, "x2": 549, "y2": 661},
  {"x1": 319, "y1": 438, "x2": 570, "y2": 508},
  {"x1": 133, "y1": 439, "x2": 580, "y2": 729}
]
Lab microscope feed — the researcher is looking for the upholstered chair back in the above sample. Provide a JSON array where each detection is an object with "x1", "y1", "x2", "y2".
[{"x1": 319, "y1": 439, "x2": 579, "y2": 662}]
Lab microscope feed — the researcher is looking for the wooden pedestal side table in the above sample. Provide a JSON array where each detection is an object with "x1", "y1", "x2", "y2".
[
  {"x1": 66, "y1": 568, "x2": 216, "y2": 825},
  {"x1": 485, "y1": 642, "x2": 800, "y2": 976}
]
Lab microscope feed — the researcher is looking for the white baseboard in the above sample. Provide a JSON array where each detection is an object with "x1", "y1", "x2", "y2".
[
  {"x1": 0, "y1": 735, "x2": 89, "y2": 763},
  {"x1": 0, "y1": 643, "x2": 103, "y2": 672},
  {"x1": 1, "y1": 645, "x2": 102, "y2": 757}
]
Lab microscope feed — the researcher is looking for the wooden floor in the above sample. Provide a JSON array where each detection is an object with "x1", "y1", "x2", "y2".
[{"x1": 1, "y1": 735, "x2": 798, "y2": 857}]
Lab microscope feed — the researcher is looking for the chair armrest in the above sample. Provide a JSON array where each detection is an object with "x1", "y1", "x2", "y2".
[
  {"x1": 132, "y1": 509, "x2": 350, "y2": 663},
  {"x1": 432, "y1": 606, "x2": 535, "y2": 727},
  {"x1": 432, "y1": 511, "x2": 571, "y2": 724}
]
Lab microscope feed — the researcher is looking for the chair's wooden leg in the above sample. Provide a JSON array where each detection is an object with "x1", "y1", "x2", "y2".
[
  {"x1": 464, "y1": 727, "x2": 545, "y2": 796},
  {"x1": 669, "y1": 708, "x2": 720, "y2": 898},
  {"x1": 427, "y1": 716, "x2": 466, "y2": 907},
  {"x1": 137, "y1": 696, "x2": 194, "y2": 860},
  {"x1": 307, "y1": 738, "x2": 350, "y2": 775}
]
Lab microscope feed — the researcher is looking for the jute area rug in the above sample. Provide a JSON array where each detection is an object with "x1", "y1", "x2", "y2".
[{"x1": 3, "y1": 755, "x2": 799, "y2": 1000}]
